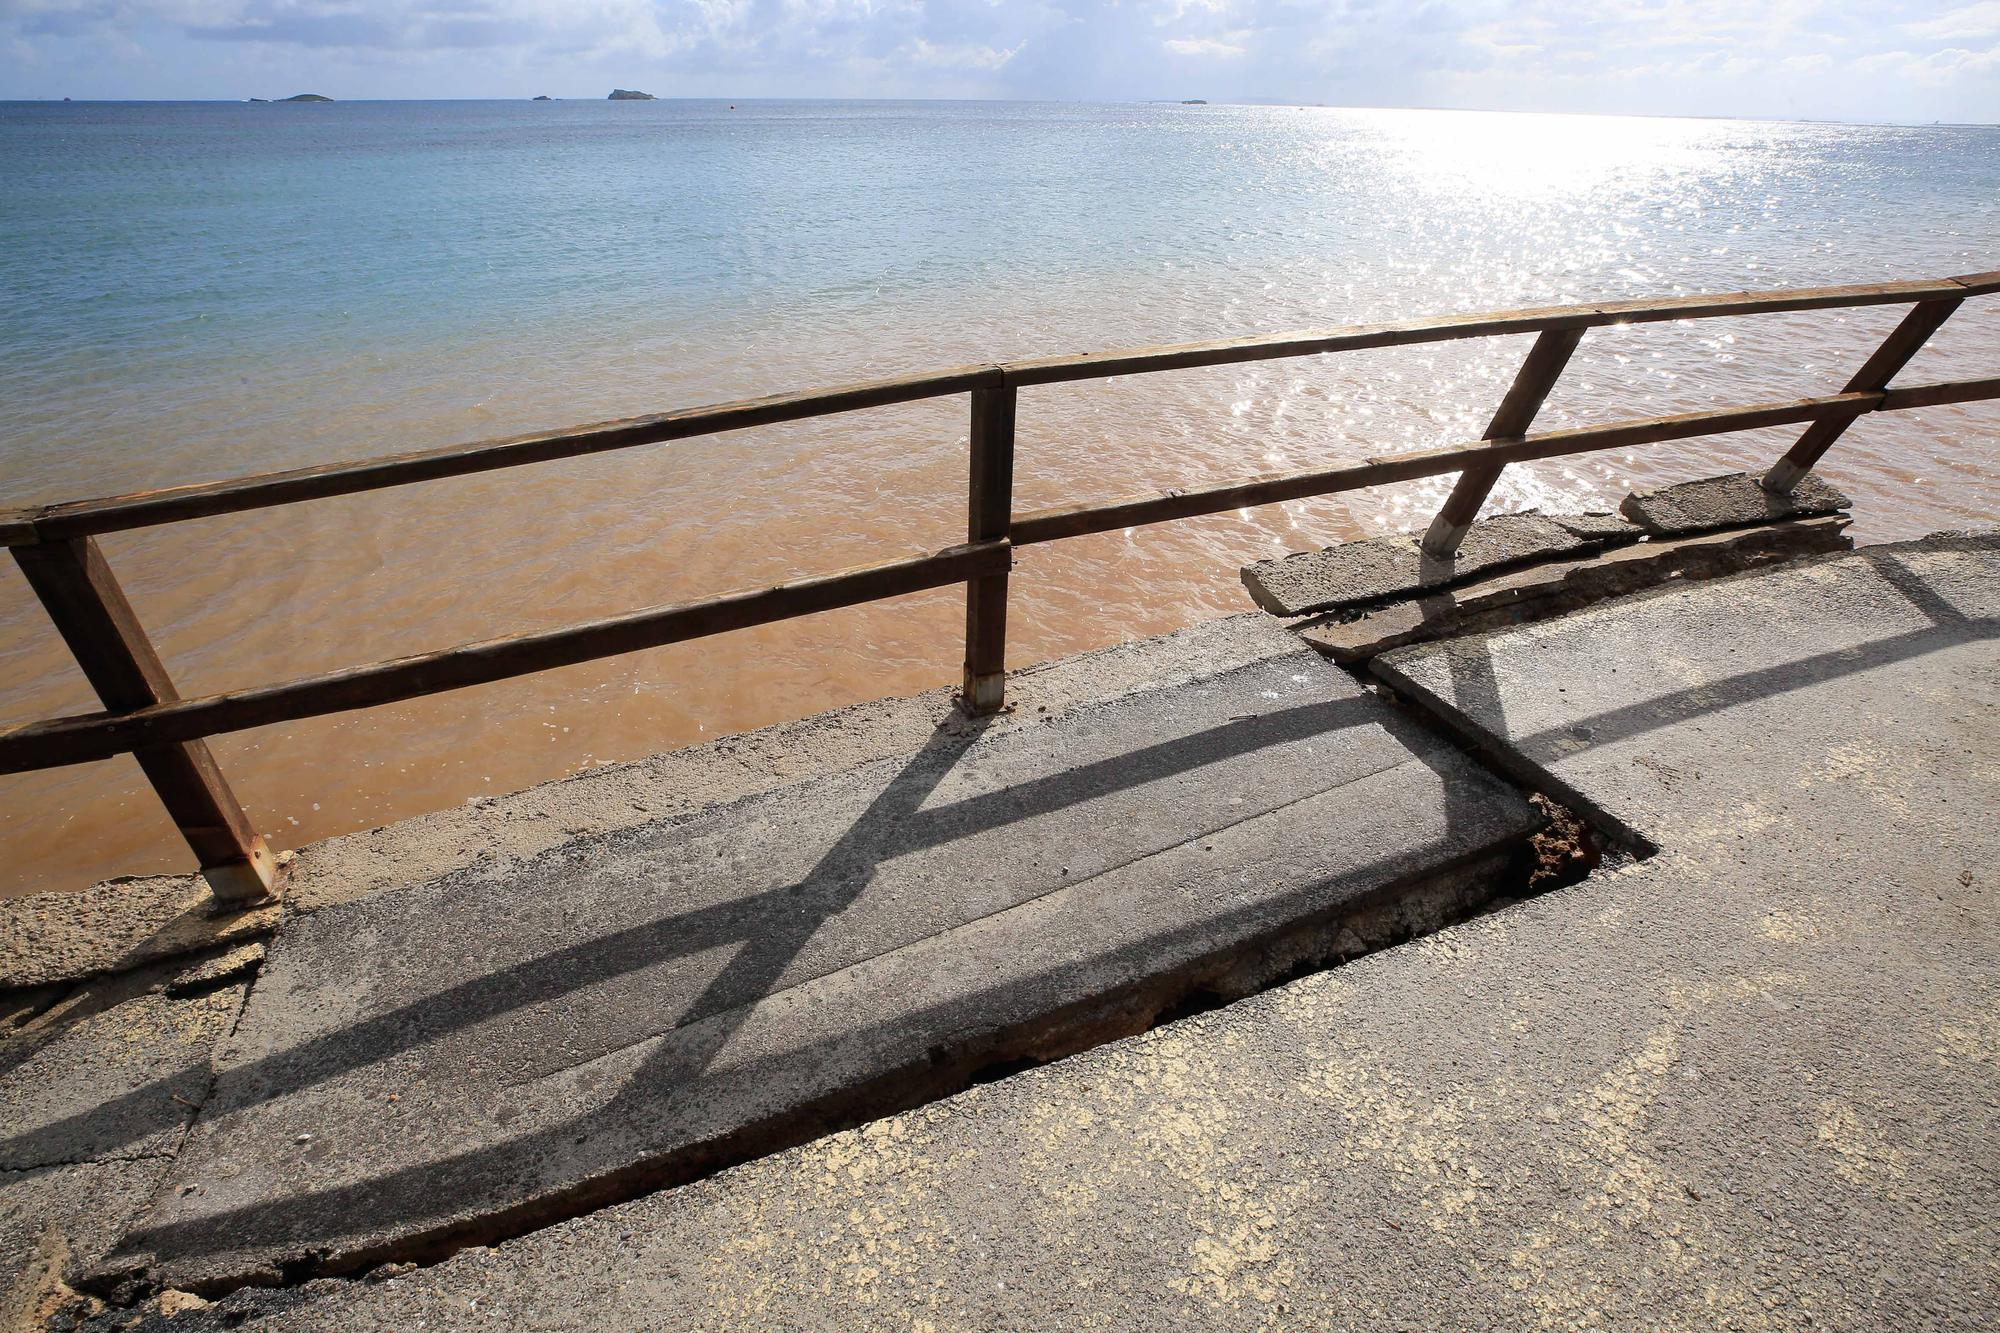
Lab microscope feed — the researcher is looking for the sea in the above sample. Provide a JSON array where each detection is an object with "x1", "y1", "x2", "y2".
[{"x1": 1, "y1": 98, "x2": 1995, "y2": 896}]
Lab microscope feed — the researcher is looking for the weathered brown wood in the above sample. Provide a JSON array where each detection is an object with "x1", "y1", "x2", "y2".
[
  {"x1": 1764, "y1": 297, "x2": 1963, "y2": 493},
  {"x1": 962, "y1": 386, "x2": 1016, "y2": 715},
  {"x1": 999, "y1": 277, "x2": 1968, "y2": 387},
  {"x1": 1878, "y1": 375, "x2": 2000, "y2": 411},
  {"x1": 2, "y1": 275, "x2": 1983, "y2": 552},
  {"x1": 10, "y1": 538, "x2": 278, "y2": 904},
  {"x1": 1011, "y1": 390, "x2": 1891, "y2": 546},
  {"x1": 1421, "y1": 327, "x2": 1587, "y2": 559},
  {"x1": 13, "y1": 366, "x2": 1005, "y2": 544},
  {"x1": 0, "y1": 509, "x2": 36, "y2": 545},
  {"x1": 0, "y1": 541, "x2": 1009, "y2": 774}
]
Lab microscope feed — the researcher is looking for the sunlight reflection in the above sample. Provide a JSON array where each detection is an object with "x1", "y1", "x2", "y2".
[{"x1": 1334, "y1": 106, "x2": 1734, "y2": 201}]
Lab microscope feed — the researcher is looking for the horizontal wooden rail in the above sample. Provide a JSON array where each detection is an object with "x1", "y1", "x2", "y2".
[
  {"x1": 0, "y1": 541, "x2": 1008, "y2": 774},
  {"x1": 4, "y1": 366, "x2": 1005, "y2": 544},
  {"x1": 5, "y1": 271, "x2": 1995, "y2": 547},
  {"x1": 1009, "y1": 378, "x2": 1998, "y2": 546},
  {"x1": 1001, "y1": 272, "x2": 2000, "y2": 386},
  {"x1": 5, "y1": 270, "x2": 1994, "y2": 905}
]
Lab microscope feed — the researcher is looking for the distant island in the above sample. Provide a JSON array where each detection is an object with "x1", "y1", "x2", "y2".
[
  {"x1": 607, "y1": 89, "x2": 656, "y2": 100},
  {"x1": 1181, "y1": 99, "x2": 1207, "y2": 105},
  {"x1": 280, "y1": 93, "x2": 333, "y2": 102},
  {"x1": 532, "y1": 95, "x2": 554, "y2": 101}
]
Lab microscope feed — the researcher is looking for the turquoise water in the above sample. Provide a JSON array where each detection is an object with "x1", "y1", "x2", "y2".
[{"x1": 2, "y1": 100, "x2": 1996, "y2": 894}]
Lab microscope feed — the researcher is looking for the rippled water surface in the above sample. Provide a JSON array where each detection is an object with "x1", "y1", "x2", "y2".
[{"x1": 2, "y1": 100, "x2": 1996, "y2": 896}]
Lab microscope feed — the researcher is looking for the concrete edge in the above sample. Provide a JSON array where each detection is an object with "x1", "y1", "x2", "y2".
[
  {"x1": 1363, "y1": 528, "x2": 2000, "y2": 853},
  {"x1": 1, "y1": 614, "x2": 1310, "y2": 994}
]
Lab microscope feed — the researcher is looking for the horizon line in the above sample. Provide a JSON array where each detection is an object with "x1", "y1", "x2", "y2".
[{"x1": 0, "y1": 96, "x2": 1992, "y2": 131}]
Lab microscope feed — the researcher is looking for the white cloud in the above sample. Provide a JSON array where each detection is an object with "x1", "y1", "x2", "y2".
[
  {"x1": 1902, "y1": 0, "x2": 2000, "y2": 39},
  {"x1": 1164, "y1": 33, "x2": 1245, "y2": 56},
  {"x1": 1, "y1": 0, "x2": 1996, "y2": 119},
  {"x1": 903, "y1": 34, "x2": 1021, "y2": 67}
]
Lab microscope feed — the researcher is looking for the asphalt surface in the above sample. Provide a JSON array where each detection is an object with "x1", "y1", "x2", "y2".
[{"x1": 98, "y1": 533, "x2": 1996, "y2": 1331}]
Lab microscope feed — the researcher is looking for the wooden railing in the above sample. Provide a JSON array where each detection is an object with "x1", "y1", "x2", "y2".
[{"x1": 5, "y1": 271, "x2": 1997, "y2": 905}]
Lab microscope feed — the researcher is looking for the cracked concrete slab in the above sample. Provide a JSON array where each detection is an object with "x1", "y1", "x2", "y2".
[
  {"x1": 0, "y1": 964, "x2": 246, "y2": 1173},
  {"x1": 1373, "y1": 532, "x2": 1998, "y2": 843},
  {"x1": 0, "y1": 878, "x2": 278, "y2": 994},
  {"x1": 1240, "y1": 512, "x2": 1619, "y2": 617},
  {"x1": 1, "y1": 960, "x2": 248, "y2": 1330},
  {"x1": 127, "y1": 533, "x2": 2000, "y2": 1332},
  {"x1": 2, "y1": 1158, "x2": 175, "y2": 1332},
  {"x1": 101, "y1": 644, "x2": 1537, "y2": 1297},
  {"x1": 1295, "y1": 515, "x2": 1851, "y2": 664},
  {"x1": 1619, "y1": 470, "x2": 1849, "y2": 536}
]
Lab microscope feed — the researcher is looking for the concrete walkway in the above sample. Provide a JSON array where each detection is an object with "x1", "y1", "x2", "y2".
[
  {"x1": 67, "y1": 617, "x2": 1535, "y2": 1299},
  {"x1": 120, "y1": 533, "x2": 1997, "y2": 1331}
]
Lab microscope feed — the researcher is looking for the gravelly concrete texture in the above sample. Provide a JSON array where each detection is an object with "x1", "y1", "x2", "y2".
[
  {"x1": 100, "y1": 638, "x2": 1535, "y2": 1296},
  {"x1": 0, "y1": 958, "x2": 248, "y2": 1325},
  {"x1": 1620, "y1": 470, "x2": 1850, "y2": 537},
  {"x1": 1239, "y1": 512, "x2": 1621, "y2": 616},
  {"x1": 1294, "y1": 515, "x2": 1850, "y2": 664},
  {"x1": 3, "y1": 1160, "x2": 175, "y2": 1331},
  {"x1": 133, "y1": 534, "x2": 1996, "y2": 1332}
]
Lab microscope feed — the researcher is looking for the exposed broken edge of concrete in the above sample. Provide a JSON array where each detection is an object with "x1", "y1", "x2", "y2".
[
  {"x1": 1240, "y1": 511, "x2": 1645, "y2": 618},
  {"x1": 0, "y1": 614, "x2": 1312, "y2": 994},
  {"x1": 0, "y1": 946, "x2": 257, "y2": 1327},
  {"x1": 1619, "y1": 470, "x2": 1849, "y2": 536},
  {"x1": 1293, "y1": 514, "x2": 1853, "y2": 664}
]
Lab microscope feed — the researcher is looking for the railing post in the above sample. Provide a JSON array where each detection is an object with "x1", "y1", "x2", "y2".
[
  {"x1": 12, "y1": 536, "x2": 279, "y2": 907},
  {"x1": 962, "y1": 383, "x2": 1016, "y2": 716},
  {"x1": 1421, "y1": 326, "x2": 1588, "y2": 560},
  {"x1": 1763, "y1": 296, "x2": 1964, "y2": 494}
]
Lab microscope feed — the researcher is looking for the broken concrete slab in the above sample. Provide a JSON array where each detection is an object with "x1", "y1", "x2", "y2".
[
  {"x1": 1296, "y1": 515, "x2": 1852, "y2": 664},
  {"x1": 1545, "y1": 510, "x2": 1645, "y2": 543},
  {"x1": 102, "y1": 647, "x2": 1538, "y2": 1296},
  {"x1": 2, "y1": 1158, "x2": 177, "y2": 1331},
  {"x1": 0, "y1": 963, "x2": 248, "y2": 1172},
  {"x1": 1241, "y1": 512, "x2": 1630, "y2": 618},
  {"x1": 1619, "y1": 470, "x2": 1849, "y2": 537},
  {"x1": 0, "y1": 876, "x2": 279, "y2": 993},
  {"x1": 1373, "y1": 532, "x2": 1998, "y2": 844},
  {"x1": 165, "y1": 943, "x2": 267, "y2": 999},
  {"x1": 137, "y1": 536, "x2": 2000, "y2": 1333}
]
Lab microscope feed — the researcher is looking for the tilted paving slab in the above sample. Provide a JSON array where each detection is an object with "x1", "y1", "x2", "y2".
[
  {"x1": 1240, "y1": 512, "x2": 1624, "y2": 617},
  {"x1": 0, "y1": 876, "x2": 279, "y2": 993},
  {"x1": 1373, "y1": 532, "x2": 1998, "y2": 842},
  {"x1": 1295, "y1": 515, "x2": 1851, "y2": 664},
  {"x1": 1619, "y1": 470, "x2": 1849, "y2": 537},
  {"x1": 131, "y1": 535, "x2": 2000, "y2": 1332},
  {"x1": 103, "y1": 647, "x2": 1537, "y2": 1295}
]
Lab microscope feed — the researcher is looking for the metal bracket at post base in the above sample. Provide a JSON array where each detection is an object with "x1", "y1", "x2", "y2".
[{"x1": 199, "y1": 833, "x2": 285, "y2": 909}]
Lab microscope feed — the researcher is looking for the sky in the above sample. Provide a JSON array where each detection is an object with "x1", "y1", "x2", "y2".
[{"x1": 1, "y1": 0, "x2": 1996, "y2": 124}]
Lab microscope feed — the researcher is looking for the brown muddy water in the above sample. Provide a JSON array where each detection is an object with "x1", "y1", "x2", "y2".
[{"x1": 3, "y1": 103, "x2": 1996, "y2": 897}]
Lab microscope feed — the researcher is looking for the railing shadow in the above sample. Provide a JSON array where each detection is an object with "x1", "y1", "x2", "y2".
[
  {"x1": 98, "y1": 686, "x2": 1514, "y2": 1288},
  {"x1": 5, "y1": 682, "x2": 1414, "y2": 1276}
]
